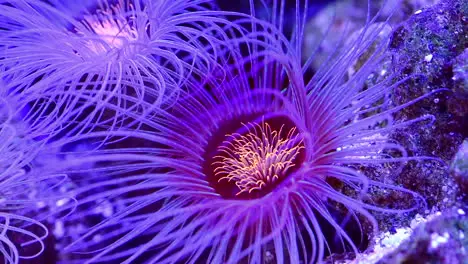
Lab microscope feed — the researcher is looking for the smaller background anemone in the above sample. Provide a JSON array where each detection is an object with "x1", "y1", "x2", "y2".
[{"x1": 0, "y1": 0, "x2": 248, "y2": 136}]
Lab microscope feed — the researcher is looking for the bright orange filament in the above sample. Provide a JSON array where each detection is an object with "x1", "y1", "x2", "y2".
[{"x1": 214, "y1": 122, "x2": 304, "y2": 195}]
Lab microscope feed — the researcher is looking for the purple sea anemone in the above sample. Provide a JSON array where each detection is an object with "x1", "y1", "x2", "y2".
[
  {"x1": 0, "y1": 0, "x2": 240, "y2": 133},
  {"x1": 35, "y1": 1, "x2": 440, "y2": 263}
]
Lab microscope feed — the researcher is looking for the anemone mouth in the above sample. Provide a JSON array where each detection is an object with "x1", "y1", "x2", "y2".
[
  {"x1": 76, "y1": 4, "x2": 141, "y2": 56},
  {"x1": 204, "y1": 114, "x2": 306, "y2": 200}
]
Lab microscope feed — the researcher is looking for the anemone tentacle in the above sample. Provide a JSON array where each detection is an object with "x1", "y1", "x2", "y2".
[
  {"x1": 0, "y1": 78, "x2": 76, "y2": 263},
  {"x1": 0, "y1": 165, "x2": 71, "y2": 264},
  {"x1": 0, "y1": 130, "x2": 70, "y2": 264}
]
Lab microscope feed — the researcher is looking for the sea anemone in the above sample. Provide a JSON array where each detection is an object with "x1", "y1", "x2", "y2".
[
  {"x1": 0, "y1": 0, "x2": 241, "y2": 134},
  {"x1": 38, "y1": 1, "x2": 439, "y2": 263}
]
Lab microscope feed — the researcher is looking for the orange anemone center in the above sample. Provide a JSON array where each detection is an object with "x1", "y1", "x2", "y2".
[{"x1": 208, "y1": 120, "x2": 305, "y2": 199}]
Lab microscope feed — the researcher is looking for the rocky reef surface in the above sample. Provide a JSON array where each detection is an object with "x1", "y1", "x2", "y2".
[
  {"x1": 326, "y1": 0, "x2": 468, "y2": 262},
  {"x1": 388, "y1": 0, "x2": 467, "y2": 221},
  {"x1": 305, "y1": 0, "x2": 467, "y2": 262}
]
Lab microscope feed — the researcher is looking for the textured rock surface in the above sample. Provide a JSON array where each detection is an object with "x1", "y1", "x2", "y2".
[
  {"x1": 326, "y1": 1, "x2": 467, "y2": 262},
  {"x1": 453, "y1": 49, "x2": 468, "y2": 98},
  {"x1": 388, "y1": 0, "x2": 467, "y2": 211},
  {"x1": 337, "y1": 0, "x2": 467, "y2": 231},
  {"x1": 451, "y1": 139, "x2": 468, "y2": 195},
  {"x1": 356, "y1": 1, "x2": 468, "y2": 262},
  {"x1": 377, "y1": 208, "x2": 468, "y2": 264},
  {"x1": 303, "y1": 0, "x2": 441, "y2": 71}
]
